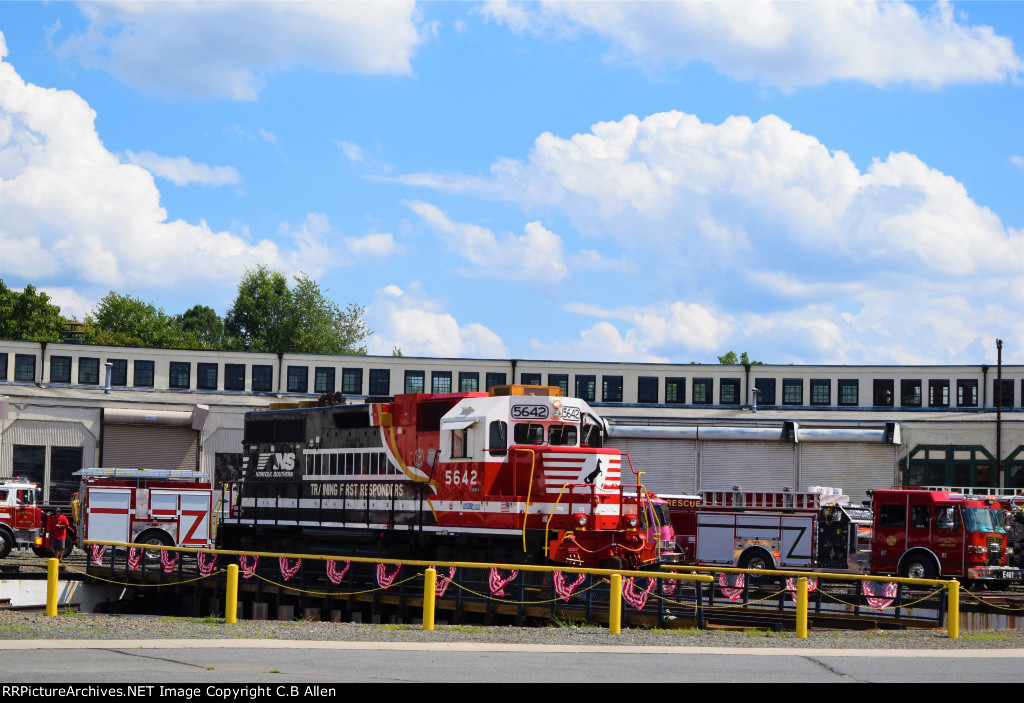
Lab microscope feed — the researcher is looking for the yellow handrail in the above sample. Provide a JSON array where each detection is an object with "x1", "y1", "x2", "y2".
[{"x1": 513, "y1": 447, "x2": 538, "y2": 556}]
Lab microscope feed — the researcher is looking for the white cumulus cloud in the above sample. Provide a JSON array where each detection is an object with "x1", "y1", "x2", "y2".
[
  {"x1": 405, "y1": 200, "x2": 569, "y2": 282},
  {"x1": 55, "y1": 2, "x2": 424, "y2": 100},
  {"x1": 124, "y1": 151, "x2": 241, "y2": 187},
  {"x1": 0, "y1": 41, "x2": 337, "y2": 292},
  {"x1": 366, "y1": 282, "x2": 509, "y2": 359},
  {"x1": 399, "y1": 109, "x2": 1023, "y2": 364},
  {"x1": 485, "y1": 0, "x2": 1024, "y2": 90}
]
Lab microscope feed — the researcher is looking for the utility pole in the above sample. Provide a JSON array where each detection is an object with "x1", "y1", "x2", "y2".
[{"x1": 997, "y1": 339, "x2": 1003, "y2": 488}]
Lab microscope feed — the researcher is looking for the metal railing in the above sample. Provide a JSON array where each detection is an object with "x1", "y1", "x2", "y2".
[{"x1": 55, "y1": 541, "x2": 969, "y2": 639}]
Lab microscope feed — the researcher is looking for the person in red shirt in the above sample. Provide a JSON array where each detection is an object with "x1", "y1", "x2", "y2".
[{"x1": 50, "y1": 508, "x2": 70, "y2": 562}]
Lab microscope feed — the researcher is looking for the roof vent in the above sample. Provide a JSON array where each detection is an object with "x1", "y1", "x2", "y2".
[{"x1": 62, "y1": 320, "x2": 86, "y2": 344}]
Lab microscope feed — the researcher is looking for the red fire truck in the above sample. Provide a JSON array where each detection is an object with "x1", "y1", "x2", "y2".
[
  {"x1": 665, "y1": 486, "x2": 1020, "y2": 583},
  {"x1": 0, "y1": 477, "x2": 74, "y2": 558},
  {"x1": 74, "y1": 468, "x2": 214, "y2": 550}
]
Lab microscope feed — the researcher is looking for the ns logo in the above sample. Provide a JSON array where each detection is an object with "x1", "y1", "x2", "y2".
[{"x1": 256, "y1": 452, "x2": 296, "y2": 472}]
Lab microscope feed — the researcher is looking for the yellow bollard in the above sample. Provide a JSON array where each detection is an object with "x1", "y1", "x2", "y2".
[
  {"x1": 46, "y1": 558, "x2": 59, "y2": 617},
  {"x1": 609, "y1": 573, "x2": 622, "y2": 635},
  {"x1": 947, "y1": 580, "x2": 959, "y2": 639},
  {"x1": 225, "y1": 564, "x2": 239, "y2": 624},
  {"x1": 423, "y1": 568, "x2": 436, "y2": 631},
  {"x1": 796, "y1": 577, "x2": 808, "y2": 639}
]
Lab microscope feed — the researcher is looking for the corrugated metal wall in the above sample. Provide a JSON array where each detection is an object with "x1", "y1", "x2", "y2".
[
  {"x1": 609, "y1": 436, "x2": 897, "y2": 500},
  {"x1": 699, "y1": 440, "x2": 797, "y2": 491},
  {"x1": 799, "y1": 443, "x2": 897, "y2": 504},
  {"x1": 613, "y1": 438, "x2": 698, "y2": 494}
]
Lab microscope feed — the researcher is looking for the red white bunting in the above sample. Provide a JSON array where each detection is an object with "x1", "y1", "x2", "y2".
[
  {"x1": 376, "y1": 562, "x2": 402, "y2": 589},
  {"x1": 662, "y1": 578, "x2": 677, "y2": 596},
  {"x1": 785, "y1": 577, "x2": 819, "y2": 601},
  {"x1": 622, "y1": 577, "x2": 657, "y2": 610},
  {"x1": 862, "y1": 580, "x2": 899, "y2": 610},
  {"x1": 553, "y1": 571, "x2": 586, "y2": 602},
  {"x1": 197, "y1": 551, "x2": 217, "y2": 577},
  {"x1": 239, "y1": 555, "x2": 258, "y2": 580},
  {"x1": 430, "y1": 566, "x2": 457, "y2": 597},
  {"x1": 488, "y1": 568, "x2": 518, "y2": 597},
  {"x1": 128, "y1": 547, "x2": 142, "y2": 571},
  {"x1": 160, "y1": 550, "x2": 178, "y2": 574},
  {"x1": 326, "y1": 559, "x2": 351, "y2": 585},
  {"x1": 279, "y1": 557, "x2": 302, "y2": 582},
  {"x1": 90, "y1": 544, "x2": 105, "y2": 566},
  {"x1": 718, "y1": 573, "x2": 746, "y2": 602}
]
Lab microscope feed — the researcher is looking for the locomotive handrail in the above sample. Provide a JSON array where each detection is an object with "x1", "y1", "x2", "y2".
[
  {"x1": 543, "y1": 481, "x2": 596, "y2": 558},
  {"x1": 545, "y1": 482, "x2": 570, "y2": 559},
  {"x1": 510, "y1": 446, "x2": 539, "y2": 556}
]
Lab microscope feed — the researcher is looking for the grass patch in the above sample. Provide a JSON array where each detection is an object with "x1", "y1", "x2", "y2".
[
  {"x1": 653, "y1": 627, "x2": 703, "y2": 636},
  {"x1": 159, "y1": 615, "x2": 221, "y2": 625},
  {"x1": 551, "y1": 616, "x2": 600, "y2": 629},
  {"x1": 377, "y1": 623, "x2": 414, "y2": 631},
  {"x1": 962, "y1": 632, "x2": 1010, "y2": 642},
  {"x1": 61, "y1": 606, "x2": 80, "y2": 617},
  {"x1": 741, "y1": 627, "x2": 790, "y2": 638},
  {"x1": 439, "y1": 625, "x2": 489, "y2": 634}
]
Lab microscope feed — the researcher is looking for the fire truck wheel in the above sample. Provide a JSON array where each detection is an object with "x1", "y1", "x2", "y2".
[
  {"x1": 136, "y1": 530, "x2": 174, "y2": 553},
  {"x1": 0, "y1": 529, "x2": 12, "y2": 559},
  {"x1": 739, "y1": 549, "x2": 774, "y2": 573},
  {"x1": 900, "y1": 554, "x2": 937, "y2": 580}
]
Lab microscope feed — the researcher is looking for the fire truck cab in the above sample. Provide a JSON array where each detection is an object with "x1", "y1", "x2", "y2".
[
  {"x1": 0, "y1": 477, "x2": 73, "y2": 558},
  {"x1": 871, "y1": 488, "x2": 1019, "y2": 581},
  {"x1": 75, "y1": 468, "x2": 214, "y2": 550}
]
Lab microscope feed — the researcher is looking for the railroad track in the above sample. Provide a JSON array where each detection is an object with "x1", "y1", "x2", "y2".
[{"x1": 0, "y1": 549, "x2": 88, "y2": 578}]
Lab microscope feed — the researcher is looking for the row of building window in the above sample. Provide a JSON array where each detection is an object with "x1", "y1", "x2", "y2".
[{"x1": 0, "y1": 352, "x2": 1020, "y2": 408}]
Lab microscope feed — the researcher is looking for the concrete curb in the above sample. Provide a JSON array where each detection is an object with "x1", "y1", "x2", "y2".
[{"x1": 2, "y1": 639, "x2": 1023, "y2": 657}]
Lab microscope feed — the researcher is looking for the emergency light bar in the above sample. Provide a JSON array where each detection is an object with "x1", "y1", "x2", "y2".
[{"x1": 74, "y1": 467, "x2": 210, "y2": 481}]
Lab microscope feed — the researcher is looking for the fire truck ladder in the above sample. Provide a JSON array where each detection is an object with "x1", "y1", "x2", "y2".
[
  {"x1": 699, "y1": 488, "x2": 849, "y2": 510},
  {"x1": 75, "y1": 467, "x2": 211, "y2": 482}
]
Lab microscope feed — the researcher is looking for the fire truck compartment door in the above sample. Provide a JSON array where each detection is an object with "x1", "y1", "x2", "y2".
[
  {"x1": 87, "y1": 489, "x2": 132, "y2": 543},
  {"x1": 696, "y1": 515, "x2": 737, "y2": 564},
  {"x1": 779, "y1": 516, "x2": 814, "y2": 567},
  {"x1": 151, "y1": 490, "x2": 212, "y2": 546}
]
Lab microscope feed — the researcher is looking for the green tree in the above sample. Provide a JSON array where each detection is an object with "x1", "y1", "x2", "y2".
[
  {"x1": 0, "y1": 280, "x2": 66, "y2": 341},
  {"x1": 86, "y1": 291, "x2": 196, "y2": 348},
  {"x1": 224, "y1": 266, "x2": 370, "y2": 354},
  {"x1": 717, "y1": 351, "x2": 763, "y2": 365},
  {"x1": 224, "y1": 266, "x2": 293, "y2": 352},
  {"x1": 176, "y1": 305, "x2": 225, "y2": 349}
]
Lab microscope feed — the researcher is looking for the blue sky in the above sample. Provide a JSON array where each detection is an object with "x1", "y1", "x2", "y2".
[{"x1": 0, "y1": 1, "x2": 1021, "y2": 365}]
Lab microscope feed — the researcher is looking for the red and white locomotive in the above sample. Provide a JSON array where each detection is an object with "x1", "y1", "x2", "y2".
[{"x1": 219, "y1": 385, "x2": 673, "y2": 568}]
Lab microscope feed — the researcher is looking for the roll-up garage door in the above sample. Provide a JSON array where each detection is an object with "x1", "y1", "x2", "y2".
[
  {"x1": 102, "y1": 424, "x2": 198, "y2": 471},
  {"x1": 699, "y1": 441, "x2": 796, "y2": 492},
  {"x1": 798, "y1": 443, "x2": 898, "y2": 505},
  {"x1": 612, "y1": 438, "x2": 697, "y2": 494}
]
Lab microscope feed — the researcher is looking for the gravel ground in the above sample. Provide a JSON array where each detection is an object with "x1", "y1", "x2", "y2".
[{"x1": 1, "y1": 609, "x2": 1023, "y2": 650}]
